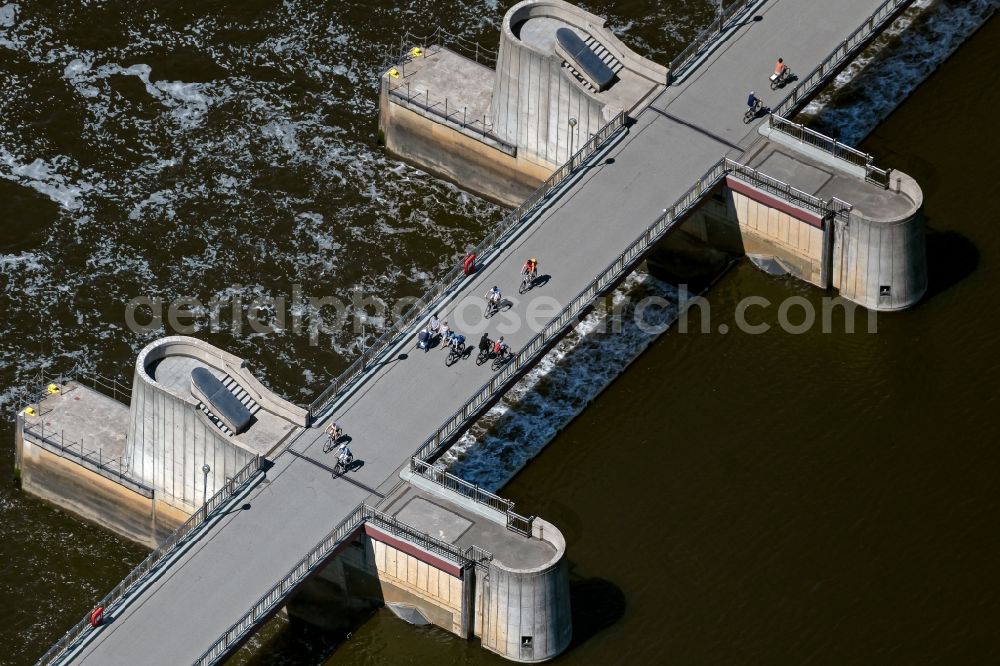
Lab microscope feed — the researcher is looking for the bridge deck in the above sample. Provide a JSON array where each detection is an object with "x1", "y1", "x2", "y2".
[{"x1": 68, "y1": 1, "x2": 902, "y2": 662}]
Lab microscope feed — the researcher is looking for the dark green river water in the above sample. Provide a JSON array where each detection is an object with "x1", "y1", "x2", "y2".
[{"x1": 2, "y1": 1, "x2": 998, "y2": 663}]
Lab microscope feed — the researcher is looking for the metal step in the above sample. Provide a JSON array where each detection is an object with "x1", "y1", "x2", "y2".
[
  {"x1": 561, "y1": 61, "x2": 600, "y2": 93},
  {"x1": 583, "y1": 35, "x2": 624, "y2": 74},
  {"x1": 197, "y1": 402, "x2": 234, "y2": 437},
  {"x1": 222, "y1": 375, "x2": 262, "y2": 416}
]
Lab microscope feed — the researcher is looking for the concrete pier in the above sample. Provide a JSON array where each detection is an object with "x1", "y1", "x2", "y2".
[{"x1": 379, "y1": 0, "x2": 666, "y2": 205}]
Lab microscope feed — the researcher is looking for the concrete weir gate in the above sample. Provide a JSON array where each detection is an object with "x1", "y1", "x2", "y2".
[{"x1": 19, "y1": 0, "x2": 939, "y2": 664}]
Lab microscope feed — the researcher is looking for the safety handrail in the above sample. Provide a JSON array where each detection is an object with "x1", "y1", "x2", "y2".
[
  {"x1": 382, "y1": 27, "x2": 499, "y2": 73},
  {"x1": 307, "y1": 111, "x2": 628, "y2": 421},
  {"x1": 409, "y1": 457, "x2": 535, "y2": 536},
  {"x1": 36, "y1": 454, "x2": 263, "y2": 666},
  {"x1": 669, "y1": 0, "x2": 754, "y2": 77},
  {"x1": 407, "y1": 154, "x2": 852, "y2": 486},
  {"x1": 9, "y1": 367, "x2": 130, "y2": 418},
  {"x1": 192, "y1": 503, "x2": 492, "y2": 665},
  {"x1": 385, "y1": 80, "x2": 516, "y2": 154},
  {"x1": 771, "y1": 0, "x2": 915, "y2": 120},
  {"x1": 21, "y1": 420, "x2": 151, "y2": 495},
  {"x1": 767, "y1": 115, "x2": 893, "y2": 188}
]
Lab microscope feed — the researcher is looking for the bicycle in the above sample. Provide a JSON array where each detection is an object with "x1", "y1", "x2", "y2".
[
  {"x1": 322, "y1": 425, "x2": 343, "y2": 454},
  {"x1": 491, "y1": 346, "x2": 513, "y2": 371},
  {"x1": 445, "y1": 341, "x2": 466, "y2": 367},
  {"x1": 476, "y1": 341, "x2": 493, "y2": 366},
  {"x1": 743, "y1": 99, "x2": 763, "y2": 124},
  {"x1": 769, "y1": 68, "x2": 793, "y2": 90},
  {"x1": 334, "y1": 450, "x2": 354, "y2": 474},
  {"x1": 485, "y1": 298, "x2": 501, "y2": 318},
  {"x1": 518, "y1": 269, "x2": 537, "y2": 294}
]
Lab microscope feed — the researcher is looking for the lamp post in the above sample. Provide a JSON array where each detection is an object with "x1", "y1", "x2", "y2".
[
  {"x1": 568, "y1": 117, "x2": 578, "y2": 164},
  {"x1": 201, "y1": 463, "x2": 211, "y2": 519}
]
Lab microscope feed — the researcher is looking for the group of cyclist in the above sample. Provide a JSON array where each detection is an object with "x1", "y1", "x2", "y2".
[
  {"x1": 327, "y1": 256, "x2": 539, "y2": 468},
  {"x1": 432, "y1": 256, "x2": 539, "y2": 366},
  {"x1": 747, "y1": 57, "x2": 791, "y2": 117}
]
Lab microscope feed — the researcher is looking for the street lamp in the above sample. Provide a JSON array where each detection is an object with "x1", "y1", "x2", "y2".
[
  {"x1": 202, "y1": 463, "x2": 211, "y2": 517},
  {"x1": 568, "y1": 117, "x2": 578, "y2": 164}
]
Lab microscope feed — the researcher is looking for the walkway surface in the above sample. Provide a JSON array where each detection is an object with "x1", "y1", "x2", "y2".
[{"x1": 67, "y1": 1, "x2": 902, "y2": 662}]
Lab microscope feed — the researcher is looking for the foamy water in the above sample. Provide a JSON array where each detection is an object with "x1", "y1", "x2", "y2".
[
  {"x1": 437, "y1": 0, "x2": 999, "y2": 491},
  {"x1": 801, "y1": 0, "x2": 999, "y2": 144}
]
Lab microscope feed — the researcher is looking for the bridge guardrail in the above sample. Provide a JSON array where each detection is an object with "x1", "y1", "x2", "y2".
[
  {"x1": 37, "y1": 454, "x2": 263, "y2": 666},
  {"x1": 193, "y1": 503, "x2": 493, "y2": 666},
  {"x1": 407, "y1": 155, "x2": 852, "y2": 497},
  {"x1": 669, "y1": 0, "x2": 754, "y2": 77},
  {"x1": 307, "y1": 110, "x2": 628, "y2": 421},
  {"x1": 410, "y1": 457, "x2": 535, "y2": 536},
  {"x1": 767, "y1": 115, "x2": 893, "y2": 189},
  {"x1": 771, "y1": 0, "x2": 914, "y2": 121}
]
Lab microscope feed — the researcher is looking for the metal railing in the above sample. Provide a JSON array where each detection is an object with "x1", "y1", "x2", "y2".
[
  {"x1": 767, "y1": 115, "x2": 893, "y2": 188},
  {"x1": 307, "y1": 111, "x2": 628, "y2": 421},
  {"x1": 37, "y1": 455, "x2": 263, "y2": 666},
  {"x1": 409, "y1": 457, "x2": 535, "y2": 536},
  {"x1": 10, "y1": 368, "x2": 130, "y2": 418},
  {"x1": 726, "y1": 158, "x2": 853, "y2": 221},
  {"x1": 383, "y1": 27, "x2": 498, "y2": 73},
  {"x1": 386, "y1": 80, "x2": 516, "y2": 154},
  {"x1": 21, "y1": 420, "x2": 151, "y2": 495},
  {"x1": 669, "y1": 0, "x2": 755, "y2": 76},
  {"x1": 193, "y1": 503, "x2": 492, "y2": 666},
  {"x1": 405, "y1": 155, "x2": 852, "y2": 496},
  {"x1": 411, "y1": 457, "x2": 513, "y2": 512},
  {"x1": 771, "y1": 0, "x2": 915, "y2": 120}
]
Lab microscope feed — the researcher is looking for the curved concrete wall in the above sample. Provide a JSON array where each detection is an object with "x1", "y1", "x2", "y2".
[
  {"x1": 491, "y1": 0, "x2": 617, "y2": 166},
  {"x1": 126, "y1": 336, "x2": 305, "y2": 512},
  {"x1": 478, "y1": 518, "x2": 572, "y2": 662},
  {"x1": 833, "y1": 171, "x2": 926, "y2": 311}
]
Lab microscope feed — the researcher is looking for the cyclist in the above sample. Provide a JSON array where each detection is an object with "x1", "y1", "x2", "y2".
[
  {"x1": 327, "y1": 421, "x2": 343, "y2": 443},
  {"x1": 449, "y1": 332, "x2": 466, "y2": 353},
  {"x1": 773, "y1": 58, "x2": 788, "y2": 78},
  {"x1": 479, "y1": 331, "x2": 492, "y2": 355},
  {"x1": 521, "y1": 256, "x2": 538, "y2": 280},
  {"x1": 337, "y1": 441, "x2": 353, "y2": 468},
  {"x1": 484, "y1": 286, "x2": 502, "y2": 314},
  {"x1": 492, "y1": 335, "x2": 507, "y2": 356},
  {"x1": 747, "y1": 90, "x2": 761, "y2": 111}
]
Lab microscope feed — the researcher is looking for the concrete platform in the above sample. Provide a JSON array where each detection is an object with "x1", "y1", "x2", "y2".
[
  {"x1": 389, "y1": 46, "x2": 496, "y2": 130},
  {"x1": 24, "y1": 381, "x2": 129, "y2": 460},
  {"x1": 378, "y1": 481, "x2": 556, "y2": 570},
  {"x1": 744, "y1": 141, "x2": 917, "y2": 219}
]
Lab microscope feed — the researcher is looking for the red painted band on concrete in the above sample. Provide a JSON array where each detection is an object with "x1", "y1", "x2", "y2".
[
  {"x1": 364, "y1": 523, "x2": 464, "y2": 578},
  {"x1": 725, "y1": 176, "x2": 824, "y2": 229}
]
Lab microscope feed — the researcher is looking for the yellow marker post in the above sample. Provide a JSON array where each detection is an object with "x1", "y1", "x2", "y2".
[
  {"x1": 24, "y1": 407, "x2": 37, "y2": 417},
  {"x1": 388, "y1": 67, "x2": 400, "y2": 79},
  {"x1": 410, "y1": 47, "x2": 423, "y2": 58},
  {"x1": 47, "y1": 383, "x2": 60, "y2": 395}
]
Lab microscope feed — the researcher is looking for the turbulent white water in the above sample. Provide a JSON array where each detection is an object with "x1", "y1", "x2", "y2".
[
  {"x1": 0, "y1": 0, "x2": 994, "y2": 472},
  {"x1": 438, "y1": 0, "x2": 1000, "y2": 491},
  {"x1": 801, "y1": 0, "x2": 999, "y2": 144}
]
